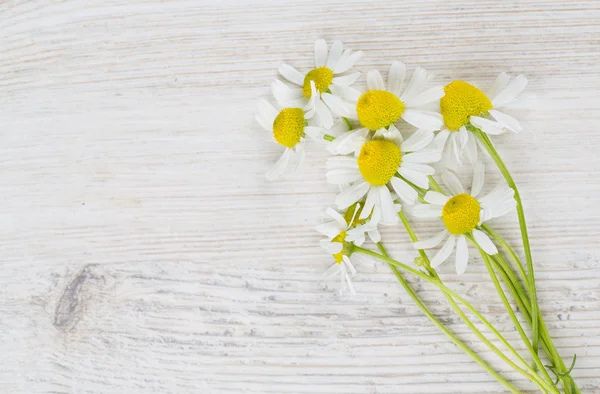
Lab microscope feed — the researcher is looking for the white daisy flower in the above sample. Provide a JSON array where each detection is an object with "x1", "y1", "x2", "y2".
[
  {"x1": 435, "y1": 73, "x2": 528, "y2": 168},
  {"x1": 278, "y1": 39, "x2": 363, "y2": 129},
  {"x1": 331, "y1": 62, "x2": 444, "y2": 132},
  {"x1": 317, "y1": 204, "x2": 380, "y2": 295},
  {"x1": 326, "y1": 126, "x2": 441, "y2": 225},
  {"x1": 256, "y1": 82, "x2": 325, "y2": 181},
  {"x1": 412, "y1": 163, "x2": 516, "y2": 274}
]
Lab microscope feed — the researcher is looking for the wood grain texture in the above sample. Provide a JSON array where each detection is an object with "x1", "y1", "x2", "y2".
[{"x1": 1, "y1": 0, "x2": 599, "y2": 393}]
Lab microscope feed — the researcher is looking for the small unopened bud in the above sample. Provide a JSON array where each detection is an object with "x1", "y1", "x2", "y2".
[{"x1": 414, "y1": 256, "x2": 427, "y2": 267}]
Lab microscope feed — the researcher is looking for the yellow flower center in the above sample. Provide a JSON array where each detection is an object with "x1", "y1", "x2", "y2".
[
  {"x1": 442, "y1": 193, "x2": 481, "y2": 235},
  {"x1": 357, "y1": 140, "x2": 402, "y2": 186},
  {"x1": 331, "y1": 230, "x2": 347, "y2": 264},
  {"x1": 272, "y1": 108, "x2": 305, "y2": 148},
  {"x1": 303, "y1": 67, "x2": 334, "y2": 98},
  {"x1": 344, "y1": 202, "x2": 372, "y2": 226},
  {"x1": 356, "y1": 90, "x2": 405, "y2": 130},
  {"x1": 440, "y1": 81, "x2": 493, "y2": 131}
]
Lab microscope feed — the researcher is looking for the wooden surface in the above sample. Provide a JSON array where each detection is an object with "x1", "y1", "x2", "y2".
[{"x1": 1, "y1": 1, "x2": 600, "y2": 393}]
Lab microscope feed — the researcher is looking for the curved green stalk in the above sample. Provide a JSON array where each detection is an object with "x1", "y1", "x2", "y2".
[
  {"x1": 491, "y1": 253, "x2": 578, "y2": 393},
  {"x1": 472, "y1": 127, "x2": 541, "y2": 361},
  {"x1": 480, "y1": 223, "x2": 528, "y2": 289},
  {"x1": 469, "y1": 236, "x2": 555, "y2": 386},
  {"x1": 353, "y1": 245, "x2": 560, "y2": 394},
  {"x1": 376, "y1": 243, "x2": 520, "y2": 394},
  {"x1": 483, "y1": 232, "x2": 580, "y2": 393},
  {"x1": 397, "y1": 211, "x2": 556, "y2": 392}
]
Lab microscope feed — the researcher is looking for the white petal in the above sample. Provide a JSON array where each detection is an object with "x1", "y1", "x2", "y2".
[
  {"x1": 489, "y1": 110, "x2": 522, "y2": 133},
  {"x1": 387, "y1": 61, "x2": 406, "y2": 97},
  {"x1": 326, "y1": 207, "x2": 347, "y2": 227},
  {"x1": 279, "y1": 64, "x2": 304, "y2": 86},
  {"x1": 431, "y1": 235, "x2": 456, "y2": 268},
  {"x1": 414, "y1": 229, "x2": 449, "y2": 249},
  {"x1": 327, "y1": 156, "x2": 358, "y2": 170},
  {"x1": 398, "y1": 167, "x2": 429, "y2": 189},
  {"x1": 378, "y1": 186, "x2": 398, "y2": 225},
  {"x1": 401, "y1": 129, "x2": 435, "y2": 152},
  {"x1": 326, "y1": 168, "x2": 362, "y2": 185},
  {"x1": 303, "y1": 81, "x2": 318, "y2": 118},
  {"x1": 329, "y1": 84, "x2": 361, "y2": 102},
  {"x1": 464, "y1": 131, "x2": 478, "y2": 165},
  {"x1": 304, "y1": 126, "x2": 324, "y2": 141},
  {"x1": 472, "y1": 229, "x2": 498, "y2": 255},
  {"x1": 327, "y1": 128, "x2": 369, "y2": 155},
  {"x1": 333, "y1": 50, "x2": 363, "y2": 74},
  {"x1": 316, "y1": 221, "x2": 344, "y2": 238},
  {"x1": 402, "y1": 109, "x2": 443, "y2": 131},
  {"x1": 271, "y1": 80, "x2": 303, "y2": 107},
  {"x1": 361, "y1": 187, "x2": 380, "y2": 220},
  {"x1": 479, "y1": 186, "x2": 516, "y2": 221},
  {"x1": 290, "y1": 145, "x2": 305, "y2": 172},
  {"x1": 487, "y1": 72, "x2": 510, "y2": 101},
  {"x1": 470, "y1": 116, "x2": 506, "y2": 135},
  {"x1": 402, "y1": 162, "x2": 436, "y2": 176},
  {"x1": 448, "y1": 132, "x2": 463, "y2": 168},
  {"x1": 455, "y1": 235, "x2": 469, "y2": 274},
  {"x1": 326, "y1": 40, "x2": 343, "y2": 69},
  {"x1": 458, "y1": 126, "x2": 469, "y2": 149},
  {"x1": 492, "y1": 75, "x2": 527, "y2": 108},
  {"x1": 314, "y1": 99, "x2": 334, "y2": 129},
  {"x1": 403, "y1": 86, "x2": 444, "y2": 108},
  {"x1": 390, "y1": 177, "x2": 418, "y2": 205},
  {"x1": 321, "y1": 239, "x2": 343, "y2": 254},
  {"x1": 412, "y1": 204, "x2": 443, "y2": 218},
  {"x1": 255, "y1": 114, "x2": 272, "y2": 133},
  {"x1": 336, "y1": 181, "x2": 370, "y2": 209},
  {"x1": 332, "y1": 72, "x2": 361, "y2": 86},
  {"x1": 471, "y1": 161, "x2": 485, "y2": 198},
  {"x1": 257, "y1": 99, "x2": 278, "y2": 126},
  {"x1": 441, "y1": 170, "x2": 464, "y2": 195},
  {"x1": 424, "y1": 191, "x2": 449, "y2": 206},
  {"x1": 314, "y1": 39, "x2": 328, "y2": 67},
  {"x1": 368, "y1": 229, "x2": 381, "y2": 244},
  {"x1": 266, "y1": 149, "x2": 293, "y2": 181},
  {"x1": 403, "y1": 150, "x2": 441, "y2": 164},
  {"x1": 400, "y1": 67, "x2": 428, "y2": 103},
  {"x1": 367, "y1": 70, "x2": 385, "y2": 91},
  {"x1": 433, "y1": 129, "x2": 450, "y2": 151},
  {"x1": 322, "y1": 93, "x2": 351, "y2": 117},
  {"x1": 378, "y1": 123, "x2": 404, "y2": 145}
]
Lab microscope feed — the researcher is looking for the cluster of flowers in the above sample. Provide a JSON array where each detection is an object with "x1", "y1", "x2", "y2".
[{"x1": 257, "y1": 39, "x2": 525, "y2": 294}]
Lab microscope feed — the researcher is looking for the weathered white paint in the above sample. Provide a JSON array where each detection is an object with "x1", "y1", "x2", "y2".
[{"x1": 1, "y1": 0, "x2": 599, "y2": 393}]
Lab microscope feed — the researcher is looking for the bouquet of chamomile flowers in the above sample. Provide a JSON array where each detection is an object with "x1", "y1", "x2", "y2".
[{"x1": 256, "y1": 39, "x2": 579, "y2": 393}]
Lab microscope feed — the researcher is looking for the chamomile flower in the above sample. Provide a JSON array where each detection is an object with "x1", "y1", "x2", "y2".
[
  {"x1": 256, "y1": 82, "x2": 325, "y2": 180},
  {"x1": 435, "y1": 73, "x2": 528, "y2": 168},
  {"x1": 412, "y1": 163, "x2": 516, "y2": 274},
  {"x1": 326, "y1": 126, "x2": 441, "y2": 225},
  {"x1": 278, "y1": 39, "x2": 363, "y2": 129},
  {"x1": 318, "y1": 203, "x2": 380, "y2": 295},
  {"x1": 331, "y1": 62, "x2": 444, "y2": 132}
]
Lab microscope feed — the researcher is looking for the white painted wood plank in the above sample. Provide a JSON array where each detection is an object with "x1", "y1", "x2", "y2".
[{"x1": 1, "y1": 0, "x2": 599, "y2": 393}]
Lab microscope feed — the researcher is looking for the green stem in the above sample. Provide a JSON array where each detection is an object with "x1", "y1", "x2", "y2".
[
  {"x1": 472, "y1": 127, "x2": 541, "y2": 362},
  {"x1": 480, "y1": 223, "x2": 528, "y2": 290},
  {"x1": 470, "y1": 236, "x2": 555, "y2": 386},
  {"x1": 484, "y1": 231, "x2": 580, "y2": 393},
  {"x1": 341, "y1": 117, "x2": 353, "y2": 131},
  {"x1": 376, "y1": 243, "x2": 520, "y2": 394},
  {"x1": 323, "y1": 134, "x2": 335, "y2": 142},
  {"x1": 397, "y1": 211, "x2": 555, "y2": 392},
  {"x1": 353, "y1": 245, "x2": 559, "y2": 393}
]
